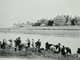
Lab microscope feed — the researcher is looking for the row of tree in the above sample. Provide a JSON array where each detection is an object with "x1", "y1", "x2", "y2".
[
  {"x1": 31, "y1": 18, "x2": 54, "y2": 26},
  {"x1": 31, "y1": 15, "x2": 80, "y2": 26}
]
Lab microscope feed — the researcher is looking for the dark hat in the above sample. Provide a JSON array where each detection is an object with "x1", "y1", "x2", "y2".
[{"x1": 18, "y1": 37, "x2": 20, "y2": 39}]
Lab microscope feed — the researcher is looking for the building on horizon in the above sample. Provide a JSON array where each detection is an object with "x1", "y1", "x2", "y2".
[
  {"x1": 53, "y1": 15, "x2": 71, "y2": 26},
  {"x1": 13, "y1": 21, "x2": 32, "y2": 28}
]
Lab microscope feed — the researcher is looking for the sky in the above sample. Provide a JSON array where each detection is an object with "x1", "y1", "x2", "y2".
[{"x1": 0, "y1": 0, "x2": 80, "y2": 28}]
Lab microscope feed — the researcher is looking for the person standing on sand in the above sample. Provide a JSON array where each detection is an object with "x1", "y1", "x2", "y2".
[
  {"x1": 35, "y1": 39, "x2": 41, "y2": 53},
  {"x1": 17, "y1": 37, "x2": 21, "y2": 51},
  {"x1": 45, "y1": 42, "x2": 49, "y2": 51},
  {"x1": 45, "y1": 42, "x2": 52, "y2": 51},
  {"x1": 14, "y1": 37, "x2": 21, "y2": 51},
  {"x1": 61, "y1": 45, "x2": 66, "y2": 55},
  {"x1": 32, "y1": 39, "x2": 34, "y2": 48},
  {"x1": 27, "y1": 38, "x2": 30, "y2": 48},
  {"x1": 9, "y1": 39, "x2": 13, "y2": 48},
  {"x1": 2, "y1": 39, "x2": 7, "y2": 49},
  {"x1": 14, "y1": 38, "x2": 17, "y2": 51},
  {"x1": 77, "y1": 48, "x2": 80, "y2": 58}
]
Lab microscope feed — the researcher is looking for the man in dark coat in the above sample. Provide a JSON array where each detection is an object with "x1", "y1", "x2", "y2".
[
  {"x1": 27, "y1": 38, "x2": 30, "y2": 48},
  {"x1": 14, "y1": 37, "x2": 21, "y2": 51},
  {"x1": 35, "y1": 39, "x2": 41, "y2": 53},
  {"x1": 1, "y1": 39, "x2": 6, "y2": 49},
  {"x1": 35, "y1": 39, "x2": 41, "y2": 48},
  {"x1": 17, "y1": 37, "x2": 21, "y2": 51},
  {"x1": 45, "y1": 42, "x2": 49, "y2": 51},
  {"x1": 77, "y1": 48, "x2": 80, "y2": 58},
  {"x1": 77, "y1": 48, "x2": 80, "y2": 54},
  {"x1": 61, "y1": 46, "x2": 66, "y2": 55},
  {"x1": 45, "y1": 42, "x2": 52, "y2": 51}
]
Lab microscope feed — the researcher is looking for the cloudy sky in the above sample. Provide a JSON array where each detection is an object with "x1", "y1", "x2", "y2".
[{"x1": 0, "y1": 0, "x2": 80, "y2": 28}]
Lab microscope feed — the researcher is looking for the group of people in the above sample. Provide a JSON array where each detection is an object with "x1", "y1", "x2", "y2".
[
  {"x1": 45, "y1": 42, "x2": 71, "y2": 55},
  {"x1": 13, "y1": 37, "x2": 41, "y2": 52},
  {"x1": 0, "y1": 37, "x2": 80, "y2": 57},
  {"x1": 0, "y1": 37, "x2": 41, "y2": 52}
]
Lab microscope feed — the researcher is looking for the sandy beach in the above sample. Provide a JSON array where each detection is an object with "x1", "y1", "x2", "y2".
[{"x1": 0, "y1": 58, "x2": 57, "y2": 60}]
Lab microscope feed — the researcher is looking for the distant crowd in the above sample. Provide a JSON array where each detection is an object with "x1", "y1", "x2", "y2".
[{"x1": 0, "y1": 37, "x2": 80, "y2": 57}]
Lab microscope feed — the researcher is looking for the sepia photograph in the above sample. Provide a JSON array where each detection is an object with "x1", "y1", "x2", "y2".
[{"x1": 0, "y1": 0, "x2": 80, "y2": 60}]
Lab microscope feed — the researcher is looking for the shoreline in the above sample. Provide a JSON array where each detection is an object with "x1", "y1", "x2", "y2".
[
  {"x1": 0, "y1": 26, "x2": 80, "y2": 38},
  {"x1": 0, "y1": 29, "x2": 80, "y2": 38}
]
